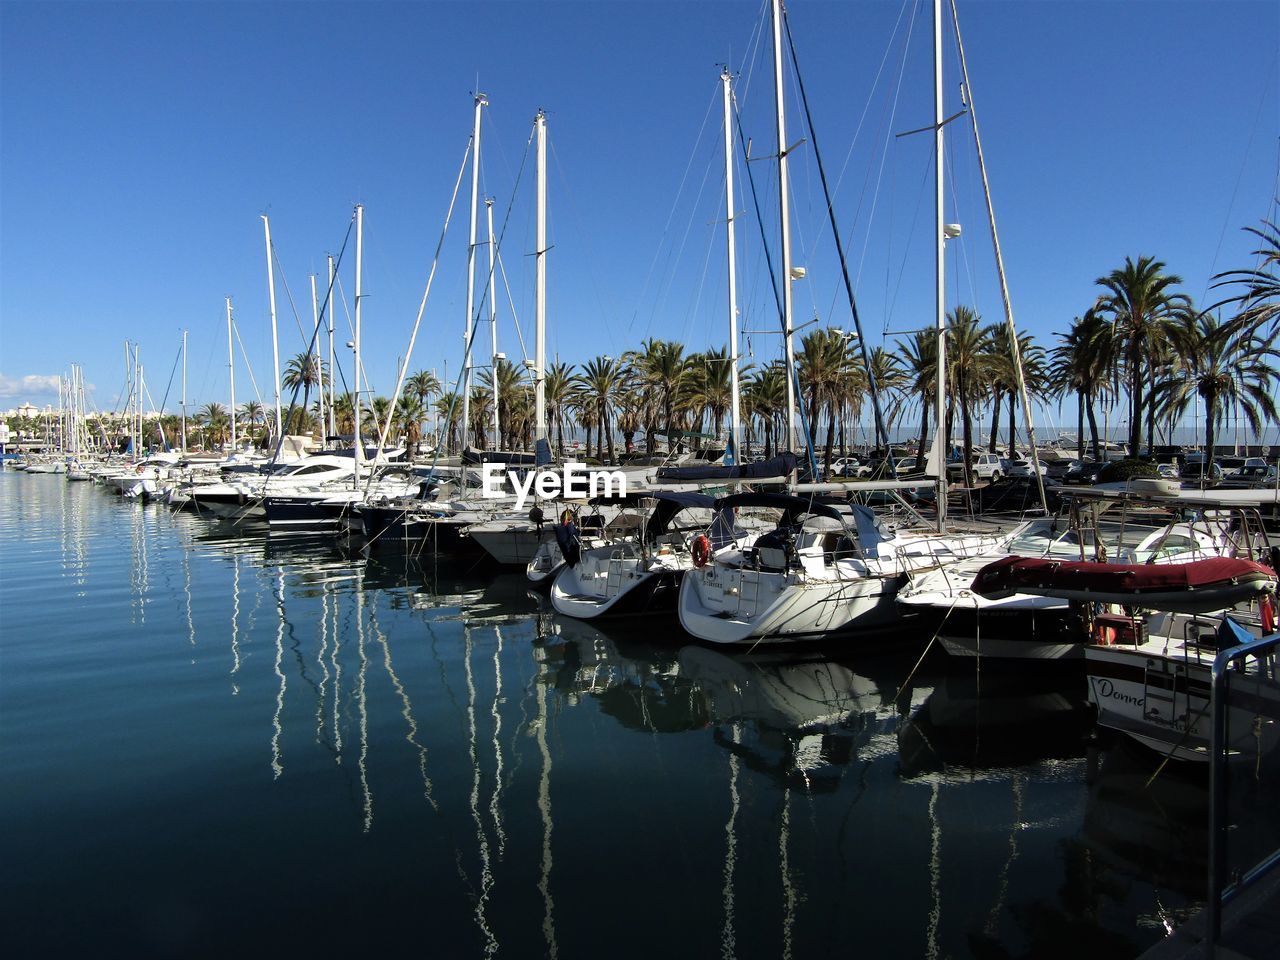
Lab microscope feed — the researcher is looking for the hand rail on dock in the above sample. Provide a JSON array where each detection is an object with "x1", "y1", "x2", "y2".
[{"x1": 1206, "y1": 627, "x2": 1280, "y2": 953}]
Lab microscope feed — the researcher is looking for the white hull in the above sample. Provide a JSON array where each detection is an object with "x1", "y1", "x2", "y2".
[
  {"x1": 678, "y1": 564, "x2": 903, "y2": 645},
  {"x1": 1086, "y1": 643, "x2": 1280, "y2": 762}
]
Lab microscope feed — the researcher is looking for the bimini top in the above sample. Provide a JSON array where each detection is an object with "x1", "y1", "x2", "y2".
[
  {"x1": 588, "y1": 490, "x2": 715, "y2": 510},
  {"x1": 715, "y1": 491, "x2": 846, "y2": 524},
  {"x1": 716, "y1": 492, "x2": 885, "y2": 549},
  {"x1": 587, "y1": 490, "x2": 719, "y2": 539}
]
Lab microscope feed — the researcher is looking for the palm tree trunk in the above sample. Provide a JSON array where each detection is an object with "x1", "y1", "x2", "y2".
[
  {"x1": 824, "y1": 407, "x2": 836, "y2": 478},
  {"x1": 1205, "y1": 394, "x2": 1216, "y2": 469},
  {"x1": 960, "y1": 379, "x2": 974, "y2": 486},
  {"x1": 1076, "y1": 389, "x2": 1085, "y2": 460},
  {"x1": 1007, "y1": 390, "x2": 1016, "y2": 457},
  {"x1": 915, "y1": 397, "x2": 929, "y2": 471},
  {"x1": 988, "y1": 389, "x2": 1001, "y2": 452},
  {"x1": 1086, "y1": 398, "x2": 1101, "y2": 462},
  {"x1": 1129, "y1": 345, "x2": 1142, "y2": 456}
]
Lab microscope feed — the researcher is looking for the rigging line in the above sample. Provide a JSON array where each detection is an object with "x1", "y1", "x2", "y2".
[
  {"x1": 1201, "y1": 46, "x2": 1279, "y2": 306},
  {"x1": 155, "y1": 342, "x2": 183, "y2": 420},
  {"x1": 425, "y1": 122, "x2": 533, "y2": 474},
  {"x1": 731, "y1": 94, "x2": 818, "y2": 478},
  {"x1": 545, "y1": 136, "x2": 618, "y2": 358},
  {"x1": 831, "y1": 0, "x2": 914, "y2": 200},
  {"x1": 266, "y1": 212, "x2": 356, "y2": 467},
  {"x1": 783, "y1": 6, "x2": 893, "y2": 458},
  {"x1": 851, "y1": 0, "x2": 921, "y2": 298},
  {"x1": 944, "y1": 144, "x2": 978, "y2": 315},
  {"x1": 494, "y1": 248, "x2": 531, "y2": 367},
  {"x1": 885, "y1": 152, "x2": 935, "y2": 330},
  {"x1": 232, "y1": 320, "x2": 266, "y2": 411},
  {"x1": 627, "y1": 80, "x2": 721, "y2": 336},
  {"x1": 269, "y1": 240, "x2": 312, "y2": 346},
  {"x1": 368, "y1": 135, "x2": 473, "y2": 492},
  {"x1": 949, "y1": 0, "x2": 1048, "y2": 509},
  {"x1": 663, "y1": 122, "x2": 722, "y2": 341}
]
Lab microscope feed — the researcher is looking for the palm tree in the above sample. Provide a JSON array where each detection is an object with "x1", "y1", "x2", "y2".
[
  {"x1": 1150, "y1": 312, "x2": 1279, "y2": 462},
  {"x1": 575, "y1": 356, "x2": 623, "y2": 463},
  {"x1": 946, "y1": 307, "x2": 992, "y2": 486},
  {"x1": 238, "y1": 400, "x2": 264, "y2": 445},
  {"x1": 544, "y1": 361, "x2": 575, "y2": 456},
  {"x1": 395, "y1": 395, "x2": 426, "y2": 456},
  {"x1": 1094, "y1": 256, "x2": 1189, "y2": 455},
  {"x1": 1212, "y1": 215, "x2": 1280, "y2": 334},
  {"x1": 406, "y1": 369, "x2": 441, "y2": 406},
  {"x1": 1049, "y1": 309, "x2": 1113, "y2": 460},
  {"x1": 744, "y1": 364, "x2": 786, "y2": 459},
  {"x1": 282, "y1": 352, "x2": 326, "y2": 435},
  {"x1": 898, "y1": 330, "x2": 938, "y2": 470},
  {"x1": 433, "y1": 391, "x2": 461, "y2": 454},
  {"x1": 625, "y1": 338, "x2": 688, "y2": 453},
  {"x1": 984, "y1": 324, "x2": 1049, "y2": 457},
  {"x1": 199, "y1": 402, "x2": 229, "y2": 448},
  {"x1": 797, "y1": 329, "x2": 856, "y2": 473}
]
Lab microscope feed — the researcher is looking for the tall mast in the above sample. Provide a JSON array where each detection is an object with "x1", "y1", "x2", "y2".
[
  {"x1": 534, "y1": 110, "x2": 548, "y2": 450},
  {"x1": 226, "y1": 298, "x2": 237, "y2": 454},
  {"x1": 948, "y1": 0, "x2": 1047, "y2": 513},
  {"x1": 310, "y1": 272, "x2": 324, "y2": 448},
  {"x1": 486, "y1": 197, "x2": 500, "y2": 450},
  {"x1": 353, "y1": 203, "x2": 365, "y2": 476},
  {"x1": 262, "y1": 215, "x2": 283, "y2": 446},
  {"x1": 933, "y1": 0, "x2": 948, "y2": 533},
  {"x1": 770, "y1": 0, "x2": 798, "y2": 457},
  {"x1": 326, "y1": 254, "x2": 337, "y2": 443},
  {"x1": 461, "y1": 92, "x2": 487, "y2": 454},
  {"x1": 180, "y1": 331, "x2": 188, "y2": 455},
  {"x1": 721, "y1": 67, "x2": 742, "y2": 464}
]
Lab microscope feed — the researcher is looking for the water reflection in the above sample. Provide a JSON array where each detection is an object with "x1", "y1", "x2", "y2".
[{"x1": 9, "y1": 471, "x2": 1255, "y2": 960}]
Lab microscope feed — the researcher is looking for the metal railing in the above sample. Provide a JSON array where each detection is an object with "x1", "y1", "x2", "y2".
[{"x1": 1206, "y1": 627, "x2": 1280, "y2": 952}]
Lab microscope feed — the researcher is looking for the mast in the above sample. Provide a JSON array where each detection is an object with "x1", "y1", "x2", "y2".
[
  {"x1": 933, "y1": 0, "x2": 948, "y2": 533},
  {"x1": 226, "y1": 298, "x2": 237, "y2": 454},
  {"x1": 326, "y1": 254, "x2": 337, "y2": 443},
  {"x1": 180, "y1": 331, "x2": 188, "y2": 455},
  {"x1": 486, "y1": 197, "x2": 500, "y2": 451},
  {"x1": 461, "y1": 92, "x2": 487, "y2": 454},
  {"x1": 353, "y1": 203, "x2": 365, "y2": 477},
  {"x1": 771, "y1": 0, "x2": 798, "y2": 458},
  {"x1": 947, "y1": 0, "x2": 1047, "y2": 512},
  {"x1": 262, "y1": 215, "x2": 283, "y2": 447},
  {"x1": 310, "y1": 272, "x2": 325, "y2": 449},
  {"x1": 722, "y1": 67, "x2": 742, "y2": 464},
  {"x1": 534, "y1": 110, "x2": 548, "y2": 450}
]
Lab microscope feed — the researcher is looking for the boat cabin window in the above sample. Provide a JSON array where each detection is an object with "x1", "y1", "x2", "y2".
[{"x1": 291, "y1": 463, "x2": 337, "y2": 476}]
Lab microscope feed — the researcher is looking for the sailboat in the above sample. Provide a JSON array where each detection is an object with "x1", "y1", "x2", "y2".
[{"x1": 678, "y1": 0, "x2": 1003, "y2": 647}]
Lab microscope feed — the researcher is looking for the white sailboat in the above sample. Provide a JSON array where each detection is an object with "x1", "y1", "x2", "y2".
[{"x1": 678, "y1": 0, "x2": 1000, "y2": 647}]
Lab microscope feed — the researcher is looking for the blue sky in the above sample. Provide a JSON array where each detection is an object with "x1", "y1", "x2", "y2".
[{"x1": 2, "y1": 0, "x2": 1277, "y2": 438}]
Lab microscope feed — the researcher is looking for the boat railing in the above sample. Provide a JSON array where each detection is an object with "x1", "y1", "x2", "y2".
[{"x1": 1206, "y1": 627, "x2": 1280, "y2": 950}]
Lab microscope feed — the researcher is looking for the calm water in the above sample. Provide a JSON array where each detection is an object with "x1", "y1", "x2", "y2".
[{"x1": 0, "y1": 470, "x2": 1235, "y2": 958}]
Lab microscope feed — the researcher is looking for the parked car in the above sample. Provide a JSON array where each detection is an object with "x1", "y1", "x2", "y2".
[
  {"x1": 1044, "y1": 458, "x2": 1079, "y2": 480},
  {"x1": 1062, "y1": 460, "x2": 1101, "y2": 485},
  {"x1": 1180, "y1": 460, "x2": 1223, "y2": 486},
  {"x1": 1005, "y1": 458, "x2": 1048, "y2": 478},
  {"x1": 1218, "y1": 456, "x2": 1247, "y2": 477},
  {"x1": 1218, "y1": 462, "x2": 1275, "y2": 488},
  {"x1": 1157, "y1": 463, "x2": 1180, "y2": 480},
  {"x1": 946, "y1": 452, "x2": 1003, "y2": 485},
  {"x1": 829, "y1": 457, "x2": 870, "y2": 478}
]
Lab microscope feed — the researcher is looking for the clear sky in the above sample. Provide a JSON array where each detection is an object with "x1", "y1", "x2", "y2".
[{"x1": 2, "y1": 0, "x2": 1277, "y2": 437}]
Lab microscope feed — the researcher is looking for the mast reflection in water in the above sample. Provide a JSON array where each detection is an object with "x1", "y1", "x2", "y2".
[{"x1": 6, "y1": 471, "x2": 1274, "y2": 958}]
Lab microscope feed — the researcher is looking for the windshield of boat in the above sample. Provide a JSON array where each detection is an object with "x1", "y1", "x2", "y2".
[{"x1": 1005, "y1": 518, "x2": 1212, "y2": 563}]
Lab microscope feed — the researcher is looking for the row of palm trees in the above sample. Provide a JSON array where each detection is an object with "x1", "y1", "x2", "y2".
[{"x1": 159, "y1": 219, "x2": 1280, "y2": 465}]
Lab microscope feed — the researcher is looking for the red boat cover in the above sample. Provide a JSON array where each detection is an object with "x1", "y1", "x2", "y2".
[{"x1": 971, "y1": 555, "x2": 1276, "y2": 599}]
